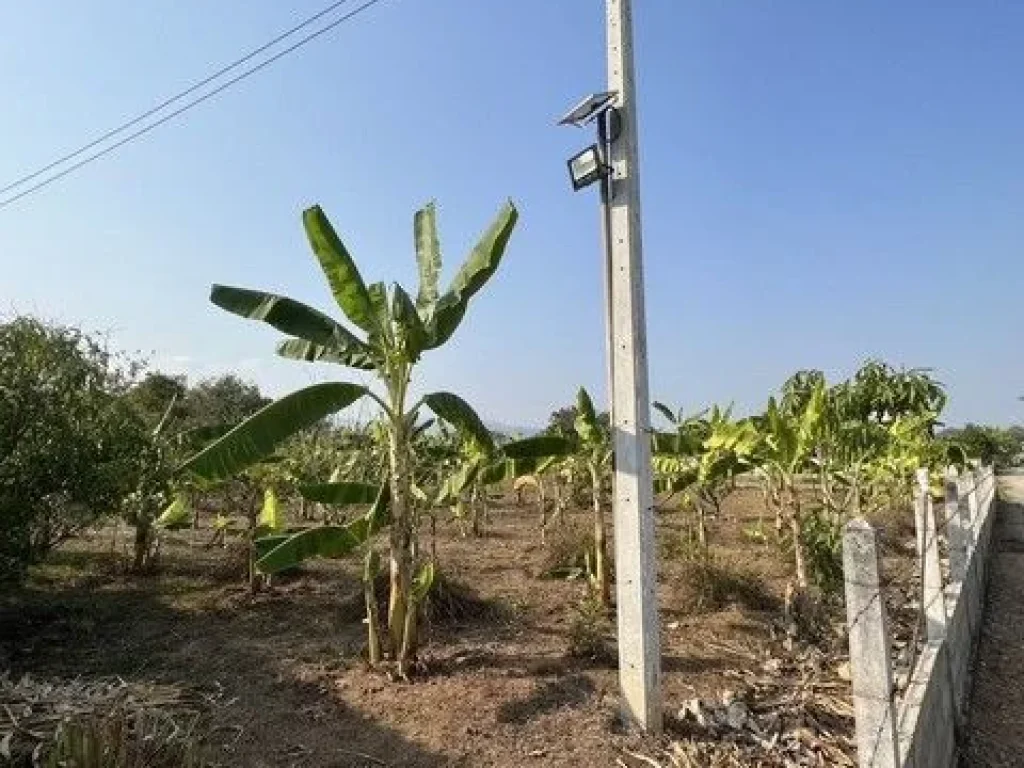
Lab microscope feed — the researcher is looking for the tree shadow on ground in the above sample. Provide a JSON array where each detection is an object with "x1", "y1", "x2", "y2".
[
  {"x1": 494, "y1": 674, "x2": 596, "y2": 725},
  {"x1": 1, "y1": 567, "x2": 448, "y2": 767}
]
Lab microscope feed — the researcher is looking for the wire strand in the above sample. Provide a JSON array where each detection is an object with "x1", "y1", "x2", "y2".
[
  {"x1": 0, "y1": 0, "x2": 363, "y2": 198},
  {"x1": 0, "y1": 0, "x2": 389, "y2": 211}
]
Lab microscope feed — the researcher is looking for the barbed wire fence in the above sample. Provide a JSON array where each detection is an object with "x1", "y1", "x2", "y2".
[{"x1": 843, "y1": 464, "x2": 996, "y2": 768}]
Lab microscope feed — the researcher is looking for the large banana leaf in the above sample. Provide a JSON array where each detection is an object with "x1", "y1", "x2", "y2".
[
  {"x1": 391, "y1": 283, "x2": 427, "y2": 360},
  {"x1": 365, "y1": 481, "x2": 391, "y2": 532},
  {"x1": 414, "y1": 202, "x2": 441, "y2": 314},
  {"x1": 211, "y1": 285, "x2": 374, "y2": 369},
  {"x1": 655, "y1": 464, "x2": 700, "y2": 495},
  {"x1": 156, "y1": 493, "x2": 192, "y2": 530},
  {"x1": 424, "y1": 392, "x2": 494, "y2": 454},
  {"x1": 172, "y1": 422, "x2": 235, "y2": 451},
  {"x1": 411, "y1": 560, "x2": 436, "y2": 603},
  {"x1": 364, "y1": 281, "x2": 391, "y2": 350},
  {"x1": 299, "y1": 481, "x2": 379, "y2": 505},
  {"x1": 479, "y1": 449, "x2": 566, "y2": 486},
  {"x1": 259, "y1": 488, "x2": 283, "y2": 531},
  {"x1": 180, "y1": 382, "x2": 368, "y2": 481},
  {"x1": 795, "y1": 380, "x2": 826, "y2": 464},
  {"x1": 502, "y1": 435, "x2": 574, "y2": 460},
  {"x1": 255, "y1": 519, "x2": 371, "y2": 574},
  {"x1": 255, "y1": 481, "x2": 389, "y2": 573},
  {"x1": 253, "y1": 533, "x2": 293, "y2": 560},
  {"x1": 302, "y1": 205, "x2": 376, "y2": 334},
  {"x1": 477, "y1": 460, "x2": 513, "y2": 487},
  {"x1": 453, "y1": 458, "x2": 484, "y2": 497},
  {"x1": 574, "y1": 387, "x2": 602, "y2": 446},
  {"x1": 426, "y1": 201, "x2": 518, "y2": 348},
  {"x1": 651, "y1": 430, "x2": 684, "y2": 455},
  {"x1": 275, "y1": 338, "x2": 374, "y2": 370},
  {"x1": 652, "y1": 401, "x2": 677, "y2": 425}
]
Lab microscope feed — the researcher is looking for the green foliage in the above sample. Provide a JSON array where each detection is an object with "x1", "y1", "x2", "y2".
[
  {"x1": 422, "y1": 392, "x2": 494, "y2": 454},
  {"x1": 673, "y1": 557, "x2": 779, "y2": 613},
  {"x1": 545, "y1": 402, "x2": 610, "y2": 440},
  {"x1": 652, "y1": 403, "x2": 758, "y2": 554},
  {"x1": 940, "y1": 423, "x2": 1023, "y2": 468},
  {"x1": 0, "y1": 317, "x2": 154, "y2": 582},
  {"x1": 155, "y1": 493, "x2": 192, "y2": 530},
  {"x1": 258, "y1": 488, "x2": 283, "y2": 532},
  {"x1": 799, "y1": 507, "x2": 844, "y2": 595},
  {"x1": 566, "y1": 593, "x2": 612, "y2": 661},
  {"x1": 299, "y1": 481, "x2": 379, "y2": 505},
  {"x1": 180, "y1": 383, "x2": 368, "y2": 482},
  {"x1": 185, "y1": 198, "x2": 518, "y2": 673},
  {"x1": 657, "y1": 360, "x2": 959, "y2": 599}
]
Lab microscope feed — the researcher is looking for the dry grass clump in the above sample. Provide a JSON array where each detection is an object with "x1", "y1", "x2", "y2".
[{"x1": 0, "y1": 673, "x2": 210, "y2": 767}]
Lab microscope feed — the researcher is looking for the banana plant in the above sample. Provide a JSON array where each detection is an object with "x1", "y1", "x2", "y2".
[
  {"x1": 180, "y1": 199, "x2": 518, "y2": 676},
  {"x1": 122, "y1": 397, "x2": 236, "y2": 571},
  {"x1": 756, "y1": 379, "x2": 826, "y2": 591},
  {"x1": 533, "y1": 388, "x2": 613, "y2": 606},
  {"x1": 436, "y1": 431, "x2": 569, "y2": 537},
  {"x1": 435, "y1": 433, "x2": 495, "y2": 537},
  {"x1": 511, "y1": 454, "x2": 562, "y2": 541},
  {"x1": 653, "y1": 404, "x2": 759, "y2": 551}
]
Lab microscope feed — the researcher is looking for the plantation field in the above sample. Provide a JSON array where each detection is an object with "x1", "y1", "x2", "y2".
[{"x1": 0, "y1": 489, "x2": 881, "y2": 767}]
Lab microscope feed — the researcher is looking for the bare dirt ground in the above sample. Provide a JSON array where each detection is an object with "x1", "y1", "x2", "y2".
[
  {"x1": 1, "y1": 490, "x2": 859, "y2": 767},
  {"x1": 963, "y1": 478, "x2": 1024, "y2": 768}
]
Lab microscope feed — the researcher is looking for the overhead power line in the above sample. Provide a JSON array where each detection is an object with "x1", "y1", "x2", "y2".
[
  {"x1": 0, "y1": 0, "x2": 389, "y2": 211},
  {"x1": 0, "y1": 0, "x2": 359, "y2": 199}
]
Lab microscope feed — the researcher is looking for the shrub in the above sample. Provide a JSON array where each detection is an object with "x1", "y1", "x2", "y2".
[
  {"x1": 566, "y1": 593, "x2": 613, "y2": 662},
  {"x1": 0, "y1": 317, "x2": 153, "y2": 582},
  {"x1": 672, "y1": 558, "x2": 779, "y2": 614},
  {"x1": 799, "y1": 508, "x2": 844, "y2": 596}
]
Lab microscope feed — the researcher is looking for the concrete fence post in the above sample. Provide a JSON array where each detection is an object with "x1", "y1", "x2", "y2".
[
  {"x1": 964, "y1": 470, "x2": 979, "y2": 561},
  {"x1": 946, "y1": 467, "x2": 967, "y2": 584},
  {"x1": 844, "y1": 519, "x2": 900, "y2": 768},
  {"x1": 916, "y1": 468, "x2": 947, "y2": 644}
]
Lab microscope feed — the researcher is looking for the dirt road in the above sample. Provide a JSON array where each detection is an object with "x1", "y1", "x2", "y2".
[{"x1": 963, "y1": 476, "x2": 1024, "y2": 767}]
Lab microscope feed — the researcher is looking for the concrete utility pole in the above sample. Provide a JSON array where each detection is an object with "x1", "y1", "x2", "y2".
[{"x1": 606, "y1": 0, "x2": 662, "y2": 733}]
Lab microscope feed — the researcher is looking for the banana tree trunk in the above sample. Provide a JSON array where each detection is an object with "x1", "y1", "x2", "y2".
[
  {"x1": 386, "y1": 417, "x2": 415, "y2": 675},
  {"x1": 246, "y1": 494, "x2": 261, "y2": 593},
  {"x1": 787, "y1": 482, "x2": 808, "y2": 590},
  {"x1": 471, "y1": 486, "x2": 483, "y2": 537},
  {"x1": 590, "y1": 464, "x2": 610, "y2": 608},
  {"x1": 538, "y1": 480, "x2": 548, "y2": 543},
  {"x1": 364, "y1": 551, "x2": 382, "y2": 665},
  {"x1": 132, "y1": 518, "x2": 151, "y2": 572}
]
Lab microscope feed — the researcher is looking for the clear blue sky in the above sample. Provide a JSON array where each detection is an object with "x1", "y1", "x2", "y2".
[{"x1": 2, "y1": 1, "x2": 1022, "y2": 428}]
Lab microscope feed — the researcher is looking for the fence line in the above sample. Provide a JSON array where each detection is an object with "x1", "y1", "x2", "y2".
[{"x1": 844, "y1": 465, "x2": 997, "y2": 768}]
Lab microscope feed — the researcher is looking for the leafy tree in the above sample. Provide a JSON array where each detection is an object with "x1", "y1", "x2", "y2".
[
  {"x1": 0, "y1": 317, "x2": 153, "y2": 581},
  {"x1": 183, "y1": 375, "x2": 270, "y2": 429},
  {"x1": 127, "y1": 372, "x2": 188, "y2": 428},
  {"x1": 546, "y1": 403, "x2": 610, "y2": 439},
  {"x1": 181, "y1": 199, "x2": 518, "y2": 675},
  {"x1": 940, "y1": 424, "x2": 1023, "y2": 468}
]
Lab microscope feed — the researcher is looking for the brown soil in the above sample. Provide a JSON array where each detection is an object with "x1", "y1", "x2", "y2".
[{"x1": 1, "y1": 490, "x2": 856, "y2": 767}]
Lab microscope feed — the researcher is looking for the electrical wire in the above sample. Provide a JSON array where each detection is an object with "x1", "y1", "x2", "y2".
[
  {"x1": 0, "y1": 0, "x2": 361, "y2": 199},
  {"x1": 0, "y1": 0, "x2": 390, "y2": 211}
]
